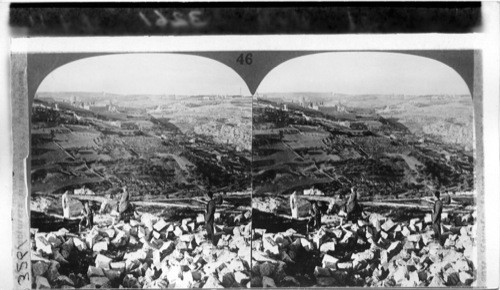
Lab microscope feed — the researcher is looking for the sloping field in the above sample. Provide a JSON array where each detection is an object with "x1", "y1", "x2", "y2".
[
  {"x1": 32, "y1": 148, "x2": 74, "y2": 165},
  {"x1": 56, "y1": 132, "x2": 101, "y2": 149}
]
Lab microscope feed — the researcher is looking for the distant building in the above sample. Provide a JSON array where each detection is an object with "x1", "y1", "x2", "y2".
[
  {"x1": 88, "y1": 104, "x2": 117, "y2": 113},
  {"x1": 308, "y1": 102, "x2": 319, "y2": 110},
  {"x1": 333, "y1": 101, "x2": 347, "y2": 113}
]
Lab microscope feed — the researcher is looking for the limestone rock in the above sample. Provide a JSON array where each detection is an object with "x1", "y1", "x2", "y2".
[
  {"x1": 32, "y1": 261, "x2": 49, "y2": 277},
  {"x1": 322, "y1": 254, "x2": 338, "y2": 269},
  {"x1": 35, "y1": 276, "x2": 51, "y2": 289},
  {"x1": 262, "y1": 276, "x2": 276, "y2": 287},
  {"x1": 95, "y1": 254, "x2": 112, "y2": 269}
]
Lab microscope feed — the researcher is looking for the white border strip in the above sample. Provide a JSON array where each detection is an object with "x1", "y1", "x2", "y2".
[
  {"x1": 481, "y1": 2, "x2": 500, "y2": 288},
  {"x1": 11, "y1": 34, "x2": 484, "y2": 53}
]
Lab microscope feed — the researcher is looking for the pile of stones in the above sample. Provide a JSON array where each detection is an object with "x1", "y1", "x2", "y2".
[
  {"x1": 32, "y1": 210, "x2": 252, "y2": 289},
  {"x1": 251, "y1": 211, "x2": 476, "y2": 287}
]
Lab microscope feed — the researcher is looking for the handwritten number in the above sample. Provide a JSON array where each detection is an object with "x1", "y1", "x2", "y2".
[
  {"x1": 17, "y1": 240, "x2": 27, "y2": 249},
  {"x1": 16, "y1": 261, "x2": 28, "y2": 272},
  {"x1": 17, "y1": 272, "x2": 29, "y2": 285},
  {"x1": 16, "y1": 241, "x2": 30, "y2": 285},
  {"x1": 188, "y1": 10, "x2": 207, "y2": 28},
  {"x1": 171, "y1": 12, "x2": 189, "y2": 28},
  {"x1": 17, "y1": 251, "x2": 28, "y2": 260}
]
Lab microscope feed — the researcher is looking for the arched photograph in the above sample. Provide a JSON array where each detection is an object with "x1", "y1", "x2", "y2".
[
  {"x1": 251, "y1": 51, "x2": 477, "y2": 287},
  {"x1": 29, "y1": 53, "x2": 252, "y2": 289}
]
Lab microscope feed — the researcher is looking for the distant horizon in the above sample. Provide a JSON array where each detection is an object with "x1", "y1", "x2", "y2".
[
  {"x1": 36, "y1": 91, "x2": 252, "y2": 97},
  {"x1": 36, "y1": 90, "x2": 470, "y2": 98}
]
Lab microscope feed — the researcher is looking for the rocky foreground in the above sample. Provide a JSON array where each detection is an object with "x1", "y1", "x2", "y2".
[
  {"x1": 31, "y1": 211, "x2": 252, "y2": 289},
  {"x1": 251, "y1": 211, "x2": 476, "y2": 287}
]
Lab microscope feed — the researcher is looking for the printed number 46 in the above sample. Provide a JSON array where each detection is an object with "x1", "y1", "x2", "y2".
[{"x1": 237, "y1": 53, "x2": 253, "y2": 65}]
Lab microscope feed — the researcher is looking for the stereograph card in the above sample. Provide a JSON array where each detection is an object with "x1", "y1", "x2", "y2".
[{"x1": 5, "y1": 4, "x2": 500, "y2": 290}]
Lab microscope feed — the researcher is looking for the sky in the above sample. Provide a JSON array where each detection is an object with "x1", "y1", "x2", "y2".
[
  {"x1": 257, "y1": 52, "x2": 471, "y2": 95},
  {"x1": 38, "y1": 53, "x2": 251, "y2": 96},
  {"x1": 38, "y1": 52, "x2": 471, "y2": 96}
]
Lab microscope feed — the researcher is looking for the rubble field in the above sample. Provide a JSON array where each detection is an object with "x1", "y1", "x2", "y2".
[
  {"x1": 251, "y1": 210, "x2": 476, "y2": 287},
  {"x1": 31, "y1": 210, "x2": 252, "y2": 289}
]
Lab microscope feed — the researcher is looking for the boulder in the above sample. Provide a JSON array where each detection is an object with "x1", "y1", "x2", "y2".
[
  {"x1": 281, "y1": 250, "x2": 294, "y2": 264},
  {"x1": 182, "y1": 271, "x2": 195, "y2": 286},
  {"x1": 122, "y1": 274, "x2": 141, "y2": 288},
  {"x1": 273, "y1": 261, "x2": 287, "y2": 283},
  {"x1": 314, "y1": 266, "x2": 332, "y2": 277},
  {"x1": 259, "y1": 262, "x2": 275, "y2": 277},
  {"x1": 166, "y1": 265, "x2": 182, "y2": 284},
  {"x1": 111, "y1": 230, "x2": 128, "y2": 248},
  {"x1": 104, "y1": 269, "x2": 122, "y2": 282},
  {"x1": 443, "y1": 268, "x2": 460, "y2": 286},
  {"x1": 110, "y1": 261, "x2": 126, "y2": 272},
  {"x1": 95, "y1": 254, "x2": 112, "y2": 269},
  {"x1": 339, "y1": 230, "x2": 354, "y2": 245},
  {"x1": 32, "y1": 261, "x2": 50, "y2": 277},
  {"x1": 453, "y1": 259, "x2": 471, "y2": 273},
  {"x1": 87, "y1": 266, "x2": 105, "y2": 277},
  {"x1": 251, "y1": 276, "x2": 263, "y2": 287},
  {"x1": 322, "y1": 254, "x2": 338, "y2": 269},
  {"x1": 407, "y1": 234, "x2": 421, "y2": 243},
  {"x1": 312, "y1": 230, "x2": 328, "y2": 249},
  {"x1": 387, "y1": 241, "x2": 402, "y2": 257},
  {"x1": 103, "y1": 228, "x2": 115, "y2": 239},
  {"x1": 316, "y1": 277, "x2": 337, "y2": 286},
  {"x1": 408, "y1": 270, "x2": 419, "y2": 284},
  {"x1": 203, "y1": 275, "x2": 223, "y2": 288},
  {"x1": 174, "y1": 226, "x2": 183, "y2": 237},
  {"x1": 381, "y1": 219, "x2": 396, "y2": 232},
  {"x1": 263, "y1": 236, "x2": 280, "y2": 256},
  {"x1": 393, "y1": 266, "x2": 408, "y2": 284},
  {"x1": 319, "y1": 241, "x2": 336, "y2": 253},
  {"x1": 424, "y1": 214, "x2": 432, "y2": 224},
  {"x1": 330, "y1": 228, "x2": 343, "y2": 240},
  {"x1": 262, "y1": 276, "x2": 276, "y2": 287},
  {"x1": 300, "y1": 238, "x2": 314, "y2": 251},
  {"x1": 124, "y1": 249, "x2": 147, "y2": 262},
  {"x1": 175, "y1": 278, "x2": 192, "y2": 289},
  {"x1": 234, "y1": 271, "x2": 250, "y2": 284},
  {"x1": 196, "y1": 214, "x2": 205, "y2": 224},
  {"x1": 191, "y1": 270, "x2": 203, "y2": 281},
  {"x1": 35, "y1": 235, "x2": 52, "y2": 256},
  {"x1": 47, "y1": 261, "x2": 60, "y2": 282},
  {"x1": 337, "y1": 262, "x2": 353, "y2": 271},
  {"x1": 228, "y1": 259, "x2": 246, "y2": 272},
  {"x1": 159, "y1": 240, "x2": 175, "y2": 256},
  {"x1": 353, "y1": 250, "x2": 376, "y2": 264},
  {"x1": 141, "y1": 213, "x2": 158, "y2": 230},
  {"x1": 221, "y1": 272, "x2": 236, "y2": 288},
  {"x1": 281, "y1": 276, "x2": 300, "y2": 287},
  {"x1": 459, "y1": 272, "x2": 474, "y2": 285},
  {"x1": 60, "y1": 238, "x2": 74, "y2": 259},
  {"x1": 35, "y1": 276, "x2": 51, "y2": 289},
  {"x1": 401, "y1": 226, "x2": 411, "y2": 237},
  {"x1": 46, "y1": 233, "x2": 63, "y2": 248},
  {"x1": 92, "y1": 241, "x2": 108, "y2": 252},
  {"x1": 90, "y1": 276, "x2": 110, "y2": 288}
]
